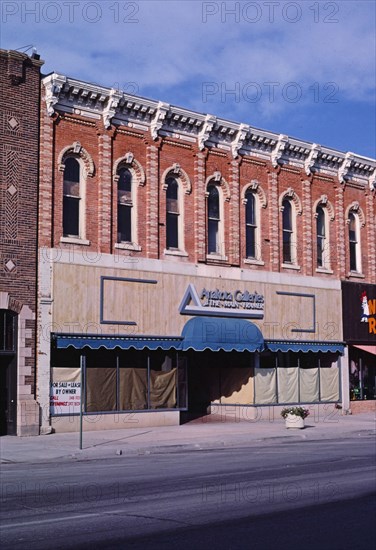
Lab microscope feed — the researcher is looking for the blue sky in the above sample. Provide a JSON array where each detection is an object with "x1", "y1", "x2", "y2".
[{"x1": 1, "y1": 0, "x2": 375, "y2": 158}]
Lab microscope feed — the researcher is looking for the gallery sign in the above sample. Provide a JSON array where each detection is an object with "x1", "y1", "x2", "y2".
[{"x1": 179, "y1": 284, "x2": 264, "y2": 318}]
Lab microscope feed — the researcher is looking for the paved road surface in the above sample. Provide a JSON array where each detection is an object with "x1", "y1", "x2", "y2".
[{"x1": 1, "y1": 435, "x2": 375, "y2": 549}]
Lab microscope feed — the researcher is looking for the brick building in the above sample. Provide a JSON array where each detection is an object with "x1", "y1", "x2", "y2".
[
  {"x1": 34, "y1": 72, "x2": 375, "y2": 434},
  {"x1": 0, "y1": 50, "x2": 43, "y2": 435}
]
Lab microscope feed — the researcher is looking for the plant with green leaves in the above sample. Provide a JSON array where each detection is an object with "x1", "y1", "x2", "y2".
[{"x1": 281, "y1": 406, "x2": 310, "y2": 419}]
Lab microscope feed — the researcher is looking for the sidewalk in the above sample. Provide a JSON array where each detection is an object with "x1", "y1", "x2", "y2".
[{"x1": 1, "y1": 412, "x2": 375, "y2": 464}]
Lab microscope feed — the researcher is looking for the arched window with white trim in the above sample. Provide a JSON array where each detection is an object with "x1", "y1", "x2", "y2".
[
  {"x1": 117, "y1": 167, "x2": 133, "y2": 243},
  {"x1": 166, "y1": 177, "x2": 179, "y2": 249},
  {"x1": 245, "y1": 189, "x2": 257, "y2": 259},
  {"x1": 207, "y1": 183, "x2": 221, "y2": 255},
  {"x1": 63, "y1": 157, "x2": 82, "y2": 238},
  {"x1": 349, "y1": 212, "x2": 361, "y2": 272},
  {"x1": 316, "y1": 206, "x2": 326, "y2": 268},
  {"x1": 282, "y1": 198, "x2": 294, "y2": 263}
]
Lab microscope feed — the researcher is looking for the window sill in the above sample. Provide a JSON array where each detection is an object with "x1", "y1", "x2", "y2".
[
  {"x1": 115, "y1": 242, "x2": 141, "y2": 252},
  {"x1": 163, "y1": 249, "x2": 188, "y2": 257},
  {"x1": 347, "y1": 271, "x2": 365, "y2": 279},
  {"x1": 206, "y1": 253, "x2": 228, "y2": 262},
  {"x1": 244, "y1": 258, "x2": 265, "y2": 266},
  {"x1": 316, "y1": 267, "x2": 334, "y2": 274},
  {"x1": 281, "y1": 263, "x2": 301, "y2": 271},
  {"x1": 60, "y1": 237, "x2": 91, "y2": 246}
]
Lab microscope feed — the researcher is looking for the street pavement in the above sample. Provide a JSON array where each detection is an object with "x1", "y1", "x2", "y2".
[{"x1": 1, "y1": 410, "x2": 375, "y2": 464}]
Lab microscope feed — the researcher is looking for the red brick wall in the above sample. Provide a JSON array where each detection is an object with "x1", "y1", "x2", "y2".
[
  {"x1": 0, "y1": 50, "x2": 43, "y2": 393},
  {"x1": 39, "y1": 100, "x2": 375, "y2": 284},
  {"x1": 350, "y1": 400, "x2": 376, "y2": 414}
]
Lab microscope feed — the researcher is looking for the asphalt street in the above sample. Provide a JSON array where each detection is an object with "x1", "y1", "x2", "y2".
[{"x1": 1, "y1": 434, "x2": 375, "y2": 549}]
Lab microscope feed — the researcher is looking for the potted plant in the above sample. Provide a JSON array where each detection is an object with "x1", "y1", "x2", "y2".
[{"x1": 281, "y1": 406, "x2": 310, "y2": 429}]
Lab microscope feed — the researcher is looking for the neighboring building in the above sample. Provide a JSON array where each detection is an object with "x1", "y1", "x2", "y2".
[
  {"x1": 36, "y1": 72, "x2": 375, "y2": 434},
  {"x1": 342, "y1": 281, "x2": 376, "y2": 413},
  {"x1": 0, "y1": 49, "x2": 43, "y2": 435}
]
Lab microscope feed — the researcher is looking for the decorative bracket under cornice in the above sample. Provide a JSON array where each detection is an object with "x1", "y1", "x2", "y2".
[
  {"x1": 102, "y1": 89, "x2": 122, "y2": 129},
  {"x1": 271, "y1": 134, "x2": 288, "y2": 167},
  {"x1": 44, "y1": 73, "x2": 67, "y2": 116},
  {"x1": 304, "y1": 143, "x2": 321, "y2": 175},
  {"x1": 150, "y1": 101, "x2": 170, "y2": 140},
  {"x1": 369, "y1": 168, "x2": 376, "y2": 191},
  {"x1": 231, "y1": 124, "x2": 250, "y2": 159},
  {"x1": 338, "y1": 152, "x2": 354, "y2": 183},
  {"x1": 198, "y1": 114, "x2": 216, "y2": 151}
]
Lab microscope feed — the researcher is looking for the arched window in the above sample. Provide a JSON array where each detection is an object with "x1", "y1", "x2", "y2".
[
  {"x1": 282, "y1": 199, "x2": 293, "y2": 263},
  {"x1": 316, "y1": 206, "x2": 326, "y2": 268},
  {"x1": 349, "y1": 212, "x2": 360, "y2": 272},
  {"x1": 166, "y1": 177, "x2": 179, "y2": 249},
  {"x1": 63, "y1": 157, "x2": 81, "y2": 237},
  {"x1": 245, "y1": 190, "x2": 257, "y2": 259},
  {"x1": 207, "y1": 184, "x2": 220, "y2": 254},
  {"x1": 117, "y1": 167, "x2": 132, "y2": 243}
]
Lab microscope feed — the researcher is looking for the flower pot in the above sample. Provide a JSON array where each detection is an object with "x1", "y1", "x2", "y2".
[{"x1": 285, "y1": 413, "x2": 305, "y2": 429}]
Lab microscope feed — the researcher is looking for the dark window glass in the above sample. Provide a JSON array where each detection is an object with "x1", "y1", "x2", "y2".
[
  {"x1": 207, "y1": 184, "x2": 220, "y2": 254},
  {"x1": 349, "y1": 213, "x2": 357, "y2": 271},
  {"x1": 166, "y1": 177, "x2": 179, "y2": 249},
  {"x1": 63, "y1": 158, "x2": 80, "y2": 237},
  {"x1": 117, "y1": 168, "x2": 132, "y2": 242},
  {"x1": 316, "y1": 206, "x2": 325, "y2": 267},
  {"x1": 282, "y1": 199, "x2": 293, "y2": 263},
  {"x1": 0, "y1": 310, "x2": 16, "y2": 352},
  {"x1": 245, "y1": 190, "x2": 256, "y2": 259}
]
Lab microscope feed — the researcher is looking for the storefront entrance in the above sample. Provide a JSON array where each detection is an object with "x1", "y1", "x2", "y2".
[{"x1": 0, "y1": 310, "x2": 17, "y2": 435}]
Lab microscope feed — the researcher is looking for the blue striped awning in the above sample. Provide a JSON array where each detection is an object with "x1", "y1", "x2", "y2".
[
  {"x1": 181, "y1": 316, "x2": 264, "y2": 352},
  {"x1": 265, "y1": 340, "x2": 344, "y2": 354},
  {"x1": 53, "y1": 334, "x2": 183, "y2": 351}
]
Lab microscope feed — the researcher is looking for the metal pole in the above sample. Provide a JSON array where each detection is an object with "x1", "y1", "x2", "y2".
[{"x1": 79, "y1": 354, "x2": 84, "y2": 450}]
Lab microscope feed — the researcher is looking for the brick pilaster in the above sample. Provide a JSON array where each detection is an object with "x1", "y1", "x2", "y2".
[
  {"x1": 302, "y1": 179, "x2": 313, "y2": 276},
  {"x1": 97, "y1": 130, "x2": 113, "y2": 253},
  {"x1": 39, "y1": 88, "x2": 55, "y2": 248},
  {"x1": 229, "y1": 160, "x2": 240, "y2": 266},
  {"x1": 145, "y1": 144, "x2": 159, "y2": 258},
  {"x1": 335, "y1": 185, "x2": 346, "y2": 279},
  {"x1": 365, "y1": 191, "x2": 376, "y2": 281},
  {"x1": 268, "y1": 170, "x2": 279, "y2": 271},
  {"x1": 194, "y1": 152, "x2": 206, "y2": 262}
]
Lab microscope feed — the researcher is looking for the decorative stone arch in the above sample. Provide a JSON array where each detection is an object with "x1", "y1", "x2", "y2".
[
  {"x1": 113, "y1": 152, "x2": 146, "y2": 187},
  {"x1": 205, "y1": 171, "x2": 231, "y2": 202},
  {"x1": 279, "y1": 187, "x2": 302, "y2": 215},
  {"x1": 241, "y1": 180, "x2": 267, "y2": 209},
  {"x1": 345, "y1": 201, "x2": 366, "y2": 227},
  {"x1": 161, "y1": 163, "x2": 192, "y2": 195},
  {"x1": 313, "y1": 195, "x2": 335, "y2": 221},
  {"x1": 57, "y1": 141, "x2": 95, "y2": 177}
]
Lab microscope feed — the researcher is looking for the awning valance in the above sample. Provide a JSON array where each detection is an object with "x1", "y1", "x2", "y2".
[
  {"x1": 181, "y1": 316, "x2": 264, "y2": 352},
  {"x1": 53, "y1": 334, "x2": 183, "y2": 351},
  {"x1": 352, "y1": 345, "x2": 376, "y2": 356},
  {"x1": 265, "y1": 340, "x2": 344, "y2": 354}
]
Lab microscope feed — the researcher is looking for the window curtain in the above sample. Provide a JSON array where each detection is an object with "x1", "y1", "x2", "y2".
[
  {"x1": 119, "y1": 368, "x2": 147, "y2": 410},
  {"x1": 277, "y1": 367, "x2": 299, "y2": 403},
  {"x1": 300, "y1": 368, "x2": 319, "y2": 403},
  {"x1": 86, "y1": 367, "x2": 116, "y2": 412},
  {"x1": 254, "y1": 368, "x2": 277, "y2": 404}
]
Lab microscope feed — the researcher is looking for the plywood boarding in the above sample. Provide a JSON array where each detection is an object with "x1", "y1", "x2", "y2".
[{"x1": 52, "y1": 262, "x2": 342, "y2": 341}]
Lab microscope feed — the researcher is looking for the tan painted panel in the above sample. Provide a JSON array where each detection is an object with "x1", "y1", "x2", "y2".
[{"x1": 52, "y1": 262, "x2": 342, "y2": 341}]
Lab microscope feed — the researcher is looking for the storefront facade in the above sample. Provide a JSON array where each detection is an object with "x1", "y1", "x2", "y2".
[
  {"x1": 342, "y1": 281, "x2": 376, "y2": 413},
  {"x1": 37, "y1": 252, "x2": 344, "y2": 432},
  {"x1": 35, "y1": 71, "x2": 374, "y2": 433}
]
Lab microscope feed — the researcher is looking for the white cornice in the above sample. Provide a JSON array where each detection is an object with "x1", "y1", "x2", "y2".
[{"x1": 42, "y1": 73, "x2": 376, "y2": 181}]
